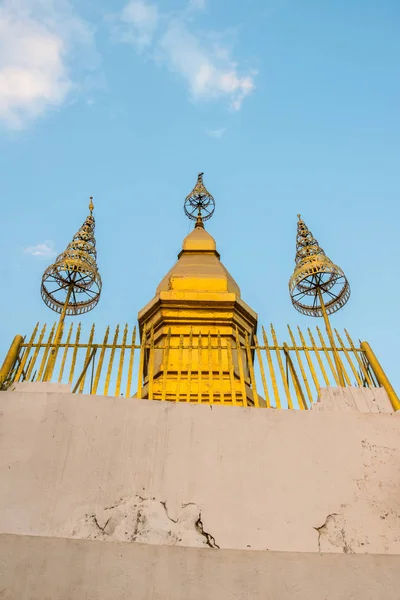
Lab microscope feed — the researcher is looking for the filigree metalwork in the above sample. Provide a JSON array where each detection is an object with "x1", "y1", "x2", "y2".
[
  {"x1": 41, "y1": 198, "x2": 102, "y2": 316},
  {"x1": 184, "y1": 172, "x2": 215, "y2": 223},
  {"x1": 289, "y1": 215, "x2": 350, "y2": 317}
]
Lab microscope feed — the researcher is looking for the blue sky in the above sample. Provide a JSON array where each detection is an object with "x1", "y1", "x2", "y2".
[{"x1": 1, "y1": 0, "x2": 400, "y2": 391}]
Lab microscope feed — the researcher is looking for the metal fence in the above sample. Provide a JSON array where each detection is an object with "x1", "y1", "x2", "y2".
[{"x1": 1, "y1": 321, "x2": 394, "y2": 410}]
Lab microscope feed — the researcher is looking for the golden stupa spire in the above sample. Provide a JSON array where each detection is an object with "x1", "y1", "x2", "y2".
[
  {"x1": 41, "y1": 197, "x2": 102, "y2": 380},
  {"x1": 184, "y1": 172, "x2": 215, "y2": 228},
  {"x1": 289, "y1": 214, "x2": 350, "y2": 386}
]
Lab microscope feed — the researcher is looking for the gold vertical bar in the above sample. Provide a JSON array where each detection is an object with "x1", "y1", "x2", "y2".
[
  {"x1": 197, "y1": 333, "x2": 202, "y2": 403},
  {"x1": 176, "y1": 334, "x2": 184, "y2": 402},
  {"x1": 37, "y1": 323, "x2": 56, "y2": 381},
  {"x1": 245, "y1": 332, "x2": 259, "y2": 407},
  {"x1": 115, "y1": 323, "x2": 128, "y2": 397},
  {"x1": 161, "y1": 328, "x2": 171, "y2": 401},
  {"x1": 283, "y1": 342, "x2": 307, "y2": 410},
  {"x1": 254, "y1": 334, "x2": 270, "y2": 408},
  {"x1": 308, "y1": 328, "x2": 330, "y2": 386},
  {"x1": 208, "y1": 333, "x2": 213, "y2": 404},
  {"x1": 217, "y1": 332, "x2": 224, "y2": 404},
  {"x1": 287, "y1": 325, "x2": 313, "y2": 405},
  {"x1": 147, "y1": 325, "x2": 155, "y2": 400},
  {"x1": 345, "y1": 330, "x2": 373, "y2": 386},
  {"x1": 270, "y1": 325, "x2": 293, "y2": 409},
  {"x1": 297, "y1": 326, "x2": 320, "y2": 395},
  {"x1": 125, "y1": 326, "x2": 136, "y2": 398},
  {"x1": 69, "y1": 323, "x2": 81, "y2": 384},
  {"x1": 26, "y1": 324, "x2": 46, "y2": 382},
  {"x1": 79, "y1": 324, "x2": 95, "y2": 393},
  {"x1": 136, "y1": 325, "x2": 146, "y2": 400},
  {"x1": 316, "y1": 325, "x2": 341, "y2": 386},
  {"x1": 262, "y1": 326, "x2": 280, "y2": 409},
  {"x1": 235, "y1": 328, "x2": 247, "y2": 407},
  {"x1": 334, "y1": 329, "x2": 362, "y2": 386},
  {"x1": 92, "y1": 326, "x2": 109, "y2": 395},
  {"x1": 360, "y1": 341, "x2": 400, "y2": 410},
  {"x1": 186, "y1": 329, "x2": 193, "y2": 403},
  {"x1": 14, "y1": 322, "x2": 39, "y2": 382},
  {"x1": 104, "y1": 325, "x2": 119, "y2": 397},
  {"x1": 226, "y1": 338, "x2": 237, "y2": 405},
  {"x1": 57, "y1": 322, "x2": 73, "y2": 383}
]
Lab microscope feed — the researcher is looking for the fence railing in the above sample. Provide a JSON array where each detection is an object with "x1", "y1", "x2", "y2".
[{"x1": 1, "y1": 321, "x2": 396, "y2": 410}]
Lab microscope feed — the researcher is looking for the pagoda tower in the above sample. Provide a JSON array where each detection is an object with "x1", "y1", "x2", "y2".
[{"x1": 137, "y1": 173, "x2": 258, "y2": 404}]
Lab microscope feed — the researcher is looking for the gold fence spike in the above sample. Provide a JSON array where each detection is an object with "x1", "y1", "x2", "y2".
[
  {"x1": 245, "y1": 332, "x2": 259, "y2": 407},
  {"x1": 125, "y1": 326, "x2": 136, "y2": 398},
  {"x1": 345, "y1": 329, "x2": 373, "y2": 386},
  {"x1": 235, "y1": 328, "x2": 247, "y2": 406},
  {"x1": 161, "y1": 328, "x2": 171, "y2": 401},
  {"x1": 136, "y1": 324, "x2": 146, "y2": 399},
  {"x1": 115, "y1": 323, "x2": 128, "y2": 397},
  {"x1": 57, "y1": 322, "x2": 74, "y2": 383},
  {"x1": 92, "y1": 326, "x2": 109, "y2": 395},
  {"x1": 69, "y1": 323, "x2": 81, "y2": 384},
  {"x1": 334, "y1": 329, "x2": 361, "y2": 386},
  {"x1": 176, "y1": 334, "x2": 184, "y2": 402},
  {"x1": 79, "y1": 323, "x2": 95, "y2": 394},
  {"x1": 186, "y1": 328, "x2": 193, "y2": 403},
  {"x1": 226, "y1": 338, "x2": 237, "y2": 405},
  {"x1": 217, "y1": 332, "x2": 224, "y2": 404},
  {"x1": 197, "y1": 333, "x2": 202, "y2": 403},
  {"x1": 208, "y1": 333, "x2": 213, "y2": 404},
  {"x1": 38, "y1": 323, "x2": 56, "y2": 381},
  {"x1": 287, "y1": 325, "x2": 312, "y2": 405},
  {"x1": 271, "y1": 324, "x2": 293, "y2": 409},
  {"x1": 148, "y1": 326, "x2": 155, "y2": 400},
  {"x1": 262, "y1": 326, "x2": 280, "y2": 409},
  {"x1": 297, "y1": 326, "x2": 320, "y2": 395},
  {"x1": 308, "y1": 328, "x2": 330, "y2": 386},
  {"x1": 14, "y1": 322, "x2": 39, "y2": 382},
  {"x1": 254, "y1": 334, "x2": 270, "y2": 408},
  {"x1": 283, "y1": 342, "x2": 307, "y2": 410},
  {"x1": 104, "y1": 325, "x2": 119, "y2": 396},
  {"x1": 26, "y1": 323, "x2": 46, "y2": 382}
]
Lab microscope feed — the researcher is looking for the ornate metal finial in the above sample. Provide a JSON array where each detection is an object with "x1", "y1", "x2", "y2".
[
  {"x1": 289, "y1": 216, "x2": 350, "y2": 317},
  {"x1": 41, "y1": 202, "x2": 102, "y2": 316},
  {"x1": 184, "y1": 172, "x2": 215, "y2": 227},
  {"x1": 89, "y1": 196, "x2": 94, "y2": 214}
]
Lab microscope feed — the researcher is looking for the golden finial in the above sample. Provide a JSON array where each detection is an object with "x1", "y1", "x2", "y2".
[
  {"x1": 288, "y1": 215, "x2": 350, "y2": 386},
  {"x1": 289, "y1": 216, "x2": 350, "y2": 317},
  {"x1": 89, "y1": 196, "x2": 94, "y2": 214},
  {"x1": 184, "y1": 172, "x2": 215, "y2": 227},
  {"x1": 41, "y1": 202, "x2": 102, "y2": 318}
]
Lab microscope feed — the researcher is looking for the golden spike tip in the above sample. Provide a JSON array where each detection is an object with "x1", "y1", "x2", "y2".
[{"x1": 89, "y1": 196, "x2": 94, "y2": 214}]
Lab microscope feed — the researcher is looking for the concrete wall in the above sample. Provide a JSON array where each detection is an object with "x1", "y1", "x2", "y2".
[
  {"x1": 2, "y1": 533, "x2": 400, "y2": 600},
  {"x1": 1, "y1": 385, "x2": 400, "y2": 554}
]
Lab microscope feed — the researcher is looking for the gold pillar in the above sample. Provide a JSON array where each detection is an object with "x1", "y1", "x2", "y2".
[
  {"x1": 0, "y1": 335, "x2": 24, "y2": 387},
  {"x1": 317, "y1": 288, "x2": 345, "y2": 387},
  {"x1": 360, "y1": 341, "x2": 400, "y2": 411}
]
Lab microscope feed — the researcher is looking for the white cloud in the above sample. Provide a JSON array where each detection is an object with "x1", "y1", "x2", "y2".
[
  {"x1": 188, "y1": 0, "x2": 205, "y2": 10},
  {"x1": 114, "y1": 0, "x2": 158, "y2": 51},
  {"x1": 0, "y1": 0, "x2": 98, "y2": 129},
  {"x1": 206, "y1": 128, "x2": 226, "y2": 139},
  {"x1": 24, "y1": 241, "x2": 57, "y2": 259},
  {"x1": 116, "y1": 0, "x2": 256, "y2": 111}
]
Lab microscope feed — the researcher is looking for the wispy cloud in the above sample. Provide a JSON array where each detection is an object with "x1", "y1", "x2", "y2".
[
  {"x1": 188, "y1": 0, "x2": 206, "y2": 10},
  {"x1": 114, "y1": 0, "x2": 256, "y2": 111},
  {"x1": 0, "y1": 0, "x2": 98, "y2": 129},
  {"x1": 114, "y1": 0, "x2": 159, "y2": 51},
  {"x1": 206, "y1": 128, "x2": 226, "y2": 139},
  {"x1": 24, "y1": 241, "x2": 57, "y2": 259}
]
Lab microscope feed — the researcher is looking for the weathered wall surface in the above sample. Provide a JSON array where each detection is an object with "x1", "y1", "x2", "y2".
[
  {"x1": 2, "y1": 533, "x2": 400, "y2": 600},
  {"x1": 0, "y1": 386, "x2": 400, "y2": 554}
]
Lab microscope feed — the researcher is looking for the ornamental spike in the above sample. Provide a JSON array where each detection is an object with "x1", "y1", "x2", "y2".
[
  {"x1": 41, "y1": 198, "x2": 102, "y2": 316},
  {"x1": 288, "y1": 215, "x2": 350, "y2": 317}
]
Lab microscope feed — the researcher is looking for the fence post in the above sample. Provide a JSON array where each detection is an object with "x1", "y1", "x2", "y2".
[
  {"x1": 360, "y1": 341, "x2": 400, "y2": 411},
  {"x1": 0, "y1": 335, "x2": 24, "y2": 388}
]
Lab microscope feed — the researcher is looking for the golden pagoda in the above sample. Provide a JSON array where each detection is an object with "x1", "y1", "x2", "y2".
[{"x1": 137, "y1": 173, "x2": 258, "y2": 404}]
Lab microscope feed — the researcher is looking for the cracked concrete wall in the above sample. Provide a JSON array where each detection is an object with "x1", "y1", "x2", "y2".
[
  {"x1": 2, "y1": 533, "x2": 400, "y2": 600},
  {"x1": 0, "y1": 385, "x2": 400, "y2": 554}
]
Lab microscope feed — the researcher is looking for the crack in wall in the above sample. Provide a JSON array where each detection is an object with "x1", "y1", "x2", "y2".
[
  {"x1": 195, "y1": 514, "x2": 219, "y2": 549},
  {"x1": 72, "y1": 495, "x2": 219, "y2": 550},
  {"x1": 314, "y1": 513, "x2": 338, "y2": 553}
]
